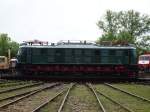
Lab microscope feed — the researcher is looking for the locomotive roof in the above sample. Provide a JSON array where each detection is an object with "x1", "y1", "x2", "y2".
[{"x1": 20, "y1": 44, "x2": 136, "y2": 49}]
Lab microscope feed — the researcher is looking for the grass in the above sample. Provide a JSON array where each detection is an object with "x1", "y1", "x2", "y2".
[
  {"x1": 95, "y1": 84, "x2": 150, "y2": 112},
  {"x1": 112, "y1": 83, "x2": 150, "y2": 99},
  {"x1": 40, "y1": 93, "x2": 66, "y2": 112},
  {"x1": 97, "y1": 93, "x2": 126, "y2": 112},
  {"x1": 62, "y1": 84, "x2": 100, "y2": 112},
  {"x1": 35, "y1": 84, "x2": 68, "y2": 112},
  {"x1": 40, "y1": 84, "x2": 100, "y2": 112}
]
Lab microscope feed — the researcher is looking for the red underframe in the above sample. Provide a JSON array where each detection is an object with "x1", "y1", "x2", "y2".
[{"x1": 22, "y1": 65, "x2": 137, "y2": 76}]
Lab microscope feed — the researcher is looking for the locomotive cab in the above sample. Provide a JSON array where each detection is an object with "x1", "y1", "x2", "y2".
[
  {"x1": 0, "y1": 56, "x2": 9, "y2": 71},
  {"x1": 138, "y1": 54, "x2": 150, "y2": 72}
]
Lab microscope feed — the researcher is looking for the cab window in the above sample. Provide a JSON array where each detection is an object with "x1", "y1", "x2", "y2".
[
  {"x1": 0, "y1": 58, "x2": 5, "y2": 63},
  {"x1": 139, "y1": 56, "x2": 150, "y2": 60}
]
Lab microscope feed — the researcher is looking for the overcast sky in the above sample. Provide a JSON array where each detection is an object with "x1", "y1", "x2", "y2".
[{"x1": 0, "y1": 0, "x2": 150, "y2": 43}]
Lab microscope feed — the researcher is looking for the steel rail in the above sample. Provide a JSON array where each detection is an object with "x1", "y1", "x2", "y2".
[
  {"x1": 104, "y1": 83, "x2": 150, "y2": 103},
  {"x1": 0, "y1": 82, "x2": 29, "y2": 88},
  {"x1": 0, "y1": 79, "x2": 6, "y2": 81},
  {"x1": 0, "y1": 83, "x2": 60, "y2": 109},
  {"x1": 31, "y1": 89, "x2": 66, "y2": 112},
  {"x1": 0, "y1": 80, "x2": 17, "y2": 84},
  {"x1": 136, "y1": 82, "x2": 150, "y2": 85},
  {"x1": 0, "y1": 81, "x2": 10, "y2": 84},
  {"x1": 0, "y1": 82, "x2": 44, "y2": 94},
  {"x1": 0, "y1": 84, "x2": 47, "y2": 102},
  {"x1": 0, "y1": 82, "x2": 9, "y2": 85},
  {"x1": 57, "y1": 83, "x2": 74, "y2": 112},
  {"x1": 96, "y1": 90, "x2": 135, "y2": 112},
  {"x1": 86, "y1": 83, "x2": 106, "y2": 112}
]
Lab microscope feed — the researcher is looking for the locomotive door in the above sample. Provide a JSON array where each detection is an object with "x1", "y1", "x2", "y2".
[
  {"x1": 55, "y1": 49, "x2": 64, "y2": 63},
  {"x1": 26, "y1": 48, "x2": 32, "y2": 64}
]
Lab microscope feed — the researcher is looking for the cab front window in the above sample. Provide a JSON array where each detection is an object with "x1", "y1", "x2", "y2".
[
  {"x1": 0, "y1": 58, "x2": 5, "y2": 63},
  {"x1": 139, "y1": 56, "x2": 150, "y2": 60}
]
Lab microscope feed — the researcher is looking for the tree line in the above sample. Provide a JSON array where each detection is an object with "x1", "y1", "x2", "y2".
[
  {"x1": 0, "y1": 33, "x2": 19, "y2": 57},
  {"x1": 97, "y1": 10, "x2": 150, "y2": 54}
]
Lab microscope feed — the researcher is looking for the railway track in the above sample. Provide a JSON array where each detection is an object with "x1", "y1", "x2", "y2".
[
  {"x1": 0, "y1": 80, "x2": 18, "y2": 84},
  {"x1": 104, "y1": 83, "x2": 150, "y2": 103},
  {"x1": 0, "y1": 83, "x2": 61, "y2": 112},
  {"x1": 95, "y1": 84, "x2": 135, "y2": 112},
  {"x1": 96, "y1": 89, "x2": 135, "y2": 112},
  {"x1": 87, "y1": 83, "x2": 150, "y2": 112},
  {"x1": 86, "y1": 83, "x2": 106, "y2": 112},
  {"x1": 135, "y1": 81, "x2": 150, "y2": 85},
  {"x1": 86, "y1": 83, "x2": 136, "y2": 112},
  {"x1": 31, "y1": 83, "x2": 75, "y2": 112},
  {"x1": 0, "y1": 83, "x2": 52, "y2": 103},
  {"x1": 0, "y1": 80, "x2": 149, "y2": 112},
  {"x1": 0, "y1": 81, "x2": 34, "y2": 88},
  {"x1": 0, "y1": 82, "x2": 43, "y2": 94},
  {"x1": 94, "y1": 83, "x2": 150, "y2": 112}
]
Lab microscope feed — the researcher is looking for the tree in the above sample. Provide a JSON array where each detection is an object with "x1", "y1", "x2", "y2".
[
  {"x1": 9, "y1": 41, "x2": 19, "y2": 57},
  {"x1": 0, "y1": 33, "x2": 19, "y2": 57},
  {"x1": 136, "y1": 36, "x2": 150, "y2": 54},
  {"x1": 97, "y1": 10, "x2": 150, "y2": 54},
  {"x1": 97, "y1": 10, "x2": 119, "y2": 38}
]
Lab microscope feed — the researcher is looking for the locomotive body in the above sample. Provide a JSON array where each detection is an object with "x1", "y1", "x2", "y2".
[{"x1": 17, "y1": 41, "x2": 138, "y2": 79}]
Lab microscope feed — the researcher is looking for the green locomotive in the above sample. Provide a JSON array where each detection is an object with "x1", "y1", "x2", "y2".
[{"x1": 17, "y1": 40, "x2": 138, "y2": 79}]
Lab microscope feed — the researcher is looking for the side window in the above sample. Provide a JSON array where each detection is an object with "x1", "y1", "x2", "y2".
[
  {"x1": 95, "y1": 50, "x2": 100, "y2": 56},
  {"x1": 124, "y1": 50, "x2": 129, "y2": 56},
  {"x1": 17, "y1": 49, "x2": 21, "y2": 56},
  {"x1": 48, "y1": 49, "x2": 55, "y2": 55},
  {"x1": 109, "y1": 50, "x2": 116, "y2": 55},
  {"x1": 74, "y1": 49, "x2": 82, "y2": 56},
  {"x1": 17, "y1": 48, "x2": 27, "y2": 62},
  {"x1": 32, "y1": 48, "x2": 40, "y2": 55},
  {"x1": 84, "y1": 50, "x2": 92, "y2": 56},
  {"x1": 65, "y1": 49, "x2": 72, "y2": 56},
  {"x1": 40, "y1": 48, "x2": 47, "y2": 55},
  {"x1": 74, "y1": 49, "x2": 82, "y2": 63},
  {"x1": 20, "y1": 48, "x2": 27, "y2": 55},
  {"x1": 94, "y1": 50, "x2": 101, "y2": 63},
  {"x1": 83, "y1": 50, "x2": 92, "y2": 63},
  {"x1": 55, "y1": 49, "x2": 64, "y2": 63},
  {"x1": 145, "y1": 56, "x2": 150, "y2": 60},
  {"x1": 130, "y1": 49, "x2": 137, "y2": 64},
  {"x1": 84, "y1": 57, "x2": 91, "y2": 63},
  {"x1": 116, "y1": 50, "x2": 123, "y2": 56},
  {"x1": 0, "y1": 58, "x2": 5, "y2": 63},
  {"x1": 48, "y1": 57, "x2": 55, "y2": 62},
  {"x1": 55, "y1": 49, "x2": 61, "y2": 56},
  {"x1": 47, "y1": 49, "x2": 55, "y2": 63},
  {"x1": 101, "y1": 50, "x2": 108, "y2": 56}
]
